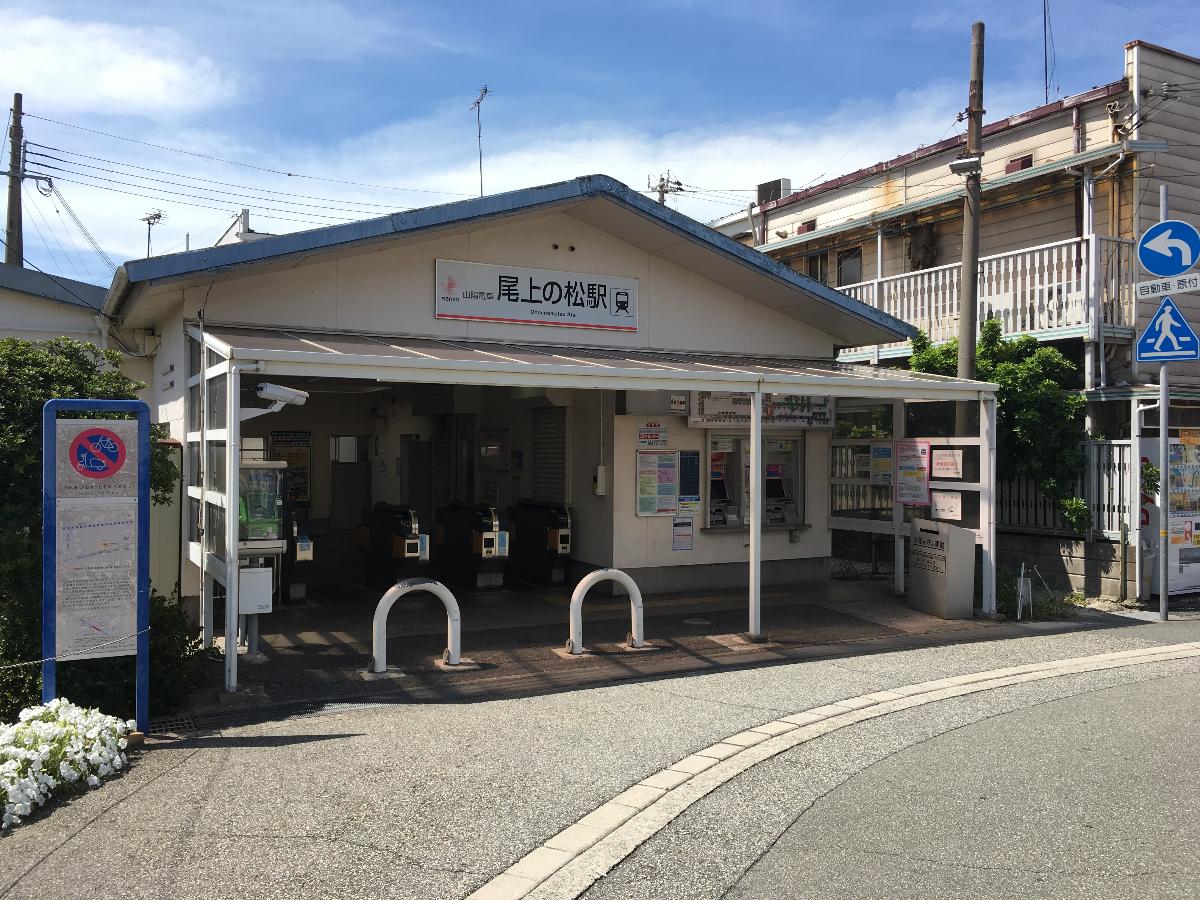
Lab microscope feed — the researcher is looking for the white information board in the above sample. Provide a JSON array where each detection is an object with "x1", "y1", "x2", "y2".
[
  {"x1": 688, "y1": 392, "x2": 833, "y2": 428},
  {"x1": 54, "y1": 419, "x2": 140, "y2": 659}
]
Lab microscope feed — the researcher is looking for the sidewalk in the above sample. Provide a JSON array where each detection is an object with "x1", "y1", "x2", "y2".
[{"x1": 2, "y1": 611, "x2": 1196, "y2": 900}]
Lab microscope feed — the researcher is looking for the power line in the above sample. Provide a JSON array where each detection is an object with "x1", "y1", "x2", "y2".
[
  {"x1": 26, "y1": 160, "x2": 381, "y2": 221},
  {"x1": 51, "y1": 183, "x2": 117, "y2": 272},
  {"x1": 0, "y1": 233, "x2": 108, "y2": 315},
  {"x1": 22, "y1": 112, "x2": 473, "y2": 197},
  {"x1": 22, "y1": 183, "x2": 78, "y2": 278},
  {"x1": 26, "y1": 144, "x2": 413, "y2": 210}
]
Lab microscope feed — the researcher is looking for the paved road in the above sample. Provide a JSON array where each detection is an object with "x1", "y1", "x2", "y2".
[{"x1": 2, "y1": 615, "x2": 1198, "y2": 900}]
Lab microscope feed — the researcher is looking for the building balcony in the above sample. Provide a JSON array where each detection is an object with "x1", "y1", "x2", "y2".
[{"x1": 836, "y1": 236, "x2": 1137, "y2": 363}]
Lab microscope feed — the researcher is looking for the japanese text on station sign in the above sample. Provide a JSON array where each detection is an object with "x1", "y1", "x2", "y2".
[{"x1": 435, "y1": 259, "x2": 638, "y2": 332}]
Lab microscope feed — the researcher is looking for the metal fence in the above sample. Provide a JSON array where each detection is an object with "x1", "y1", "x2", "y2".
[{"x1": 997, "y1": 440, "x2": 1131, "y2": 540}]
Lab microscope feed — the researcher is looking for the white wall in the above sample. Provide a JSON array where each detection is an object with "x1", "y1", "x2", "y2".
[
  {"x1": 610, "y1": 414, "x2": 830, "y2": 571},
  {"x1": 0, "y1": 289, "x2": 102, "y2": 342},
  {"x1": 170, "y1": 209, "x2": 833, "y2": 358}
]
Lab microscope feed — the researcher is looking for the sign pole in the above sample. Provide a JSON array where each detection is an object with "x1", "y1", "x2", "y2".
[
  {"x1": 1158, "y1": 184, "x2": 1170, "y2": 623},
  {"x1": 1159, "y1": 362, "x2": 1170, "y2": 622}
]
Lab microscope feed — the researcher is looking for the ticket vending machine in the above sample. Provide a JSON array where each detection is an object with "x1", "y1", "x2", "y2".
[{"x1": 1143, "y1": 440, "x2": 1200, "y2": 595}]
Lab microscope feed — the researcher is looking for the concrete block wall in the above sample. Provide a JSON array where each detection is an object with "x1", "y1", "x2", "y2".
[{"x1": 996, "y1": 532, "x2": 1136, "y2": 599}]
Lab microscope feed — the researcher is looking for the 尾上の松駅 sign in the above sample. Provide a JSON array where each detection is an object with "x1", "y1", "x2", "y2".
[{"x1": 435, "y1": 259, "x2": 638, "y2": 331}]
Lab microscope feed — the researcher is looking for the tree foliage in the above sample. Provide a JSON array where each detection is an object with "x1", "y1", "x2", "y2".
[
  {"x1": 910, "y1": 319, "x2": 1091, "y2": 533},
  {"x1": 0, "y1": 338, "x2": 190, "y2": 721}
]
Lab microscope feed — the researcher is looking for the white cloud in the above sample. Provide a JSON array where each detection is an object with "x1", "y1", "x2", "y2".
[
  {"x1": 19, "y1": 74, "x2": 1044, "y2": 279},
  {"x1": 0, "y1": 11, "x2": 239, "y2": 117}
]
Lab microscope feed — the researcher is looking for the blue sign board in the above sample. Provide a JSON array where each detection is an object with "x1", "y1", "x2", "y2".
[
  {"x1": 43, "y1": 399, "x2": 151, "y2": 734},
  {"x1": 1138, "y1": 219, "x2": 1200, "y2": 278},
  {"x1": 1136, "y1": 296, "x2": 1200, "y2": 362}
]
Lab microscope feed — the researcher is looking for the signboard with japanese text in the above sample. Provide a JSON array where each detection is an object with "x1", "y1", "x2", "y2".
[
  {"x1": 435, "y1": 259, "x2": 638, "y2": 332},
  {"x1": 931, "y1": 490, "x2": 963, "y2": 521},
  {"x1": 931, "y1": 448, "x2": 963, "y2": 479},
  {"x1": 688, "y1": 392, "x2": 833, "y2": 428},
  {"x1": 1136, "y1": 273, "x2": 1200, "y2": 301},
  {"x1": 43, "y1": 401, "x2": 151, "y2": 734},
  {"x1": 636, "y1": 420, "x2": 669, "y2": 448},
  {"x1": 636, "y1": 450, "x2": 679, "y2": 516},
  {"x1": 895, "y1": 439, "x2": 932, "y2": 505},
  {"x1": 270, "y1": 431, "x2": 311, "y2": 507},
  {"x1": 869, "y1": 442, "x2": 894, "y2": 486}
]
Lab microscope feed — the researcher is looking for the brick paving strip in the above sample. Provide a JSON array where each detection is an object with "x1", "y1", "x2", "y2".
[{"x1": 465, "y1": 641, "x2": 1200, "y2": 900}]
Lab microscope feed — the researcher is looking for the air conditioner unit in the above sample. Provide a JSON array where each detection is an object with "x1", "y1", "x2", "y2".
[{"x1": 757, "y1": 178, "x2": 792, "y2": 206}]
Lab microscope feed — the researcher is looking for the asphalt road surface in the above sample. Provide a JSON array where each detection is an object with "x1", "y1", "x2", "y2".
[{"x1": 2, "y1": 615, "x2": 1198, "y2": 900}]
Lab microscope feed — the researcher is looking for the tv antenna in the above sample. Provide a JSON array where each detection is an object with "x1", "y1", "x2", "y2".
[
  {"x1": 470, "y1": 85, "x2": 490, "y2": 198},
  {"x1": 140, "y1": 209, "x2": 165, "y2": 257}
]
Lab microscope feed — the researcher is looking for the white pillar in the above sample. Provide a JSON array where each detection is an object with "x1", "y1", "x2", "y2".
[
  {"x1": 892, "y1": 397, "x2": 906, "y2": 595},
  {"x1": 980, "y1": 395, "x2": 998, "y2": 614},
  {"x1": 224, "y1": 364, "x2": 241, "y2": 692},
  {"x1": 1131, "y1": 399, "x2": 1143, "y2": 601},
  {"x1": 748, "y1": 390, "x2": 763, "y2": 637}
]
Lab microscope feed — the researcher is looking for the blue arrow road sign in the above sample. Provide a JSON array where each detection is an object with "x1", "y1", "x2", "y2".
[
  {"x1": 1138, "y1": 219, "x2": 1200, "y2": 278},
  {"x1": 1137, "y1": 296, "x2": 1200, "y2": 362}
]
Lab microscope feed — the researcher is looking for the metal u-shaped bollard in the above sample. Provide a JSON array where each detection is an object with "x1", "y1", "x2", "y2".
[
  {"x1": 369, "y1": 578, "x2": 461, "y2": 673},
  {"x1": 566, "y1": 568, "x2": 645, "y2": 655}
]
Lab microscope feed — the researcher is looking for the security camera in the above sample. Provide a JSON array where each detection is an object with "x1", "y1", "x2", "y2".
[
  {"x1": 256, "y1": 383, "x2": 309, "y2": 406},
  {"x1": 948, "y1": 155, "x2": 983, "y2": 176}
]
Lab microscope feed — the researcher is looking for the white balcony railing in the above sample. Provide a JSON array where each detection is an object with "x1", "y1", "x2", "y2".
[{"x1": 839, "y1": 236, "x2": 1136, "y2": 355}]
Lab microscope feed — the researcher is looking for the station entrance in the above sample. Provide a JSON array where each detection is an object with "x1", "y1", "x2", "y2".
[{"x1": 183, "y1": 323, "x2": 998, "y2": 698}]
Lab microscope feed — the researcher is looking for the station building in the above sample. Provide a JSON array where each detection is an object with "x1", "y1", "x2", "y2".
[{"x1": 97, "y1": 175, "x2": 998, "y2": 691}]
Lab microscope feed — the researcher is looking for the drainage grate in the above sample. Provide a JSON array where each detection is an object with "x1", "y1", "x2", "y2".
[{"x1": 149, "y1": 713, "x2": 197, "y2": 735}]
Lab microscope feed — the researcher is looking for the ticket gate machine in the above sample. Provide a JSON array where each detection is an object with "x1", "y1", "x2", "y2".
[
  {"x1": 506, "y1": 500, "x2": 572, "y2": 585},
  {"x1": 433, "y1": 502, "x2": 510, "y2": 590},
  {"x1": 366, "y1": 502, "x2": 429, "y2": 586}
]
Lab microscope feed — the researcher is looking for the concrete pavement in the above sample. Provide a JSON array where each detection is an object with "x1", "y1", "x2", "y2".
[{"x1": 1, "y1": 614, "x2": 1198, "y2": 900}]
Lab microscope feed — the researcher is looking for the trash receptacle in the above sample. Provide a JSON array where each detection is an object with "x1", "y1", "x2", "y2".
[{"x1": 907, "y1": 518, "x2": 975, "y2": 619}]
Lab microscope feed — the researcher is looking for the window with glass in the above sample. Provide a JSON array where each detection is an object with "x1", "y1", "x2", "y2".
[
  {"x1": 706, "y1": 434, "x2": 805, "y2": 529},
  {"x1": 836, "y1": 246, "x2": 863, "y2": 286}
]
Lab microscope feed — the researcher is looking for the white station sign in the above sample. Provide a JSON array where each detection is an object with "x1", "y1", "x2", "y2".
[{"x1": 435, "y1": 259, "x2": 638, "y2": 332}]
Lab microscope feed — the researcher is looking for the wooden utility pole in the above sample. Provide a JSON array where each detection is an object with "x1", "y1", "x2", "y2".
[
  {"x1": 956, "y1": 22, "x2": 985, "y2": 434},
  {"x1": 4, "y1": 92, "x2": 22, "y2": 266}
]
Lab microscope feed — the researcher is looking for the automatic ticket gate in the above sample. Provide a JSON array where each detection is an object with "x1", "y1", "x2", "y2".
[
  {"x1": 433, "y1": 502, "x2": 510, "y2": 590},
  {"x1": 506, "y1": 500, "x2": 572, "y2": 585},
  {"x1": 366, "y1": 502, "x2": 429, "y2": 586}
]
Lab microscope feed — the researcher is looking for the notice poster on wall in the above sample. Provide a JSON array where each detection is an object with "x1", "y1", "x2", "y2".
[
  {"x1": 931, "y1": 448, "x2": 963, "y2": 479},
  {"x1": 895, "y1": 439, "x2": 932, "y2": 505},
  {"x1": 637, "y1": 420, "x2": 669, "y2": 448},
  {"x1": 672, "y1": 516, "x2": 694, "y2": 551},
  {"x1": 931, "y1": 490, "x2": 962, "y2": 521},
  {"x1": 270, "y1": 431, "x2": 311, "y2": 507},
  {"x1": 870, "y1": 442, "x2": 894, "y2": 486},
  {"x1": 636, "y1": 450, "x2": 679, "y2": 516}
]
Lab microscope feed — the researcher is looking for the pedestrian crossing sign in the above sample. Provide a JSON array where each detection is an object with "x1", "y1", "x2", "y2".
[{"x1": 1137, "y1": 296, "x2": 1200, "y2": 362}]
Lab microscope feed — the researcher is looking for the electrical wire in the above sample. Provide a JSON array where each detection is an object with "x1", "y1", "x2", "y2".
[
  {"x1": 25, "y1": 173, "x2": 349, "y2": 228},
  {"x1": 25, "y1": 146, "x2": 415, "y2": 214},
  {"x1": 22, "y1": 183, "x2": 78, "y2": 278},
  {"x1": 26, "y1": 145, "x2": 416, "y2": 212},
  {"x1": 26, "y1": 161, "x2": 378, "y2": 222},
  {"x1": 51, "y1": 184, "x2": 118, "y2": 272},
  {"x1": 21, "y1": 112, "x2": 474, "y2": 197},
  {"x1": 0, "y1": 234, "x2": 109, "y2": 316}
]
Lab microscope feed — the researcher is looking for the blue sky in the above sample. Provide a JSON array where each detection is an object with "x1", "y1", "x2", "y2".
[{"x1": 3, "y1": 0, "x2": 1194, "y2": 282}]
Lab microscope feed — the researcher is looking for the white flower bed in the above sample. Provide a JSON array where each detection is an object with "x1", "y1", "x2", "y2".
[{"x1": 2, "y1": 698, "x2": 133, "y2": 830}]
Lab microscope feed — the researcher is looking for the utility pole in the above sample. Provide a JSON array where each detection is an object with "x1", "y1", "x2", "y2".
[
  {"x1": 470, "y1": 86, "x2": 490, "y2": 198},
  {"x1": 5, "y1": 92, "x2": 22, "y2": 266},
  {"x1": 955, "y1": 21, "x2": 985, "y2": 435},
  {"x1": 141, "y1": 210, "x2": 165, "y2": 258},
  {"x1": 648, "y1": 172, "x2": 683, "y2": 205}
]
